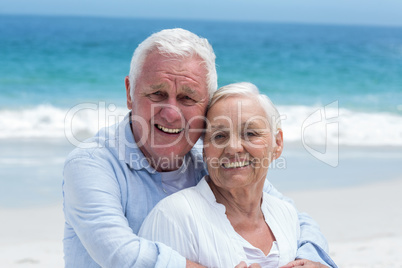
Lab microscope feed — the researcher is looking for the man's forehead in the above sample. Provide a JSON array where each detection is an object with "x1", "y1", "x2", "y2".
[
  {"x1": 144, "y1": 51, "x2": 205, "y2": 70},
  {"x1": 149, "y1": 82, "x2": 196, "y2": 91}
]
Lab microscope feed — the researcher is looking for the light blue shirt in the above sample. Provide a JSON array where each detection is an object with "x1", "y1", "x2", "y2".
[{"x1": 62, "y1": 113, "x2": 337, "y2": 268}]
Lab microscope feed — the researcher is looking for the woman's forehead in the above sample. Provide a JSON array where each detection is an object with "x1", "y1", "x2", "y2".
[
  {"x1": 206, "y1": 112, "x2": 270, "y2": 130},
  {"x1": 207, "y1": 98, "x2": 265, "y2": 120}
]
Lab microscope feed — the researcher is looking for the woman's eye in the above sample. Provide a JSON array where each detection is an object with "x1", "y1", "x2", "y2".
[
  {"x1": 211, "y1": 133, "x2": 225, "y2": 140},
  {"x1": 243, "y1": 131, "x2": 260, "y2": 140}
]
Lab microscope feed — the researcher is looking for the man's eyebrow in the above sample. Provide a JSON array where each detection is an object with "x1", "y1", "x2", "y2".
[
  {"x1": 150, "y1": 84, "x2": 167, "y2": 90},
  {"x1": 181, "y1": 86, "x2": 197, "y2": 95}
]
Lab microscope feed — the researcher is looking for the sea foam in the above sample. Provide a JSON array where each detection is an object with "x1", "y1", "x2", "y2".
[{"x1": 0, "y1": 104, "x2": 401, "y2": 146}]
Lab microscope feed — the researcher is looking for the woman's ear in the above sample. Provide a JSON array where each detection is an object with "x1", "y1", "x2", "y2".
[{"x1": 274, "y1": 129, "x2": 284, "y2": 159}]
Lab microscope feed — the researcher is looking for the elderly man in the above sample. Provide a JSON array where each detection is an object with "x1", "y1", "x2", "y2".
[{"x1": 63, "y1": 28, "x2": 336, "y2": 268}]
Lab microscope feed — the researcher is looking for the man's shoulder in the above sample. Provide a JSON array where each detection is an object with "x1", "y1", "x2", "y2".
[
  {"x1": 64, "y1": 124, "x2": 120, "y2": 166},
  {"x1": 65, "y1": 139, "x2": 106, "y2": 162}
]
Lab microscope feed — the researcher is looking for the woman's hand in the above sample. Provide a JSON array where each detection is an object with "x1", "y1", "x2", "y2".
[{"x1": 280, "y1": 259, "x2": 330, "y2": 268}]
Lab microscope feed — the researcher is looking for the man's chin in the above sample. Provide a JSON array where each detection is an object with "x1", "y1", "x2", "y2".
[
  {"x1": 151, "y1": 148, "x2": 188, "y2": 159},
  {"x1": 142, "y1": 144, "x2": 190, "y2": 166},
  {"x1": 151, "y1": 152, "x2": 187, "y2": 171}
]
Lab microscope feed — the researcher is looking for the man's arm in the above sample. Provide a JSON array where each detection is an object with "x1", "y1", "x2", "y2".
[
  {"x1": 263, "y1": 180, "x2": 337, "y2": 268},
  {"x1": 63, "y1": 155, "x2": 186, "y2": 268}
]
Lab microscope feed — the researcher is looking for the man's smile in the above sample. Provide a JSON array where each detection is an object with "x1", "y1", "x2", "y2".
[{"x1": 155, "y1": 124, "x2": 184, "y2": 134}]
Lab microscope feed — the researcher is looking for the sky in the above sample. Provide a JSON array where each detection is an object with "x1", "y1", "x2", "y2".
[{"x1": 1, "y1": 0, "x2": 402, "y2": 26}]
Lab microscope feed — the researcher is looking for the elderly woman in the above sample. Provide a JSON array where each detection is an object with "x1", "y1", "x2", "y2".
[{"x1": 139, "y1": 82, "x2": 299, "y2": 267}]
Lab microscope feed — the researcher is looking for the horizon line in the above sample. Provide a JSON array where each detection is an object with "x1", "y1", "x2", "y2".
[{"x1": 2, "y1": 12, "x2": 402, "y2": 29}]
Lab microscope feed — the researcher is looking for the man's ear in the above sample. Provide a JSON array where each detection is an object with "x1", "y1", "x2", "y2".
[
  {"x1": 274, "y1": 129, "x2": 284, "y2": 159},
  {"x1": 125, "y1": 76, "x2": 132, "y2": 110}
]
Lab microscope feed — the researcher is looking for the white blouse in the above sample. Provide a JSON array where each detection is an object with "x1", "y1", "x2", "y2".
[
  {"x1": 243, "y1": 240, "x2": 280, "y2": 267},
  {"x1": 139, "y1": 177, "x2": 300, "y2": 268}
]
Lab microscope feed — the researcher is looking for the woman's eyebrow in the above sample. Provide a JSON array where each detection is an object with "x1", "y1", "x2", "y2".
[
  {"x1": 242, "y1": 120, "x2": 270, "y2": 129},
  {"x1": 210, "y1": 124, "x2": 227, "y2": 130},
  {"x1": 243, "y1": 122, "x2": 256, "y2": 128}
]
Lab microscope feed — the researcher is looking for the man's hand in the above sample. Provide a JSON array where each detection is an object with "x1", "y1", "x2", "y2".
[
  {"x1": 186, "y1": 259, "x2": 206, "y2": 268},
  {"x1": 280, "y1": 259, "x2": 330, "y2": 268},
  {"x1": 235, "y1": 261, "x2": 261, "y2": 268},
  {"x1": 187, "y1": 260, "x2": 261, "y2": 268}
]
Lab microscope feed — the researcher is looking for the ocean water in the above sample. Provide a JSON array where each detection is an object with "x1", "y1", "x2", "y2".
[
  {"x1": 1, "y1": 15, "x2": 402, "y2": 206},
  {"x1": 1, "y1": 15, "x2": 402, "y2": 145}
]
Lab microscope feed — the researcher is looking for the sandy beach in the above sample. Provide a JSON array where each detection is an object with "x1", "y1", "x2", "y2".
[
  {"x1": 1, "y1": 139, "x2": 401, "y2": 268},
  {"x1": 287, "y1": 177, "x2": 402, "y2": 267},
  {"x1": 1, "y1": 176, "x2": 401, "y2": 267}
]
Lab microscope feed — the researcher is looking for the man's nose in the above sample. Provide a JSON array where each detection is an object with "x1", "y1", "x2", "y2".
[{"x1": 158, "y1": 99, "x2": 183, "y2": 123}]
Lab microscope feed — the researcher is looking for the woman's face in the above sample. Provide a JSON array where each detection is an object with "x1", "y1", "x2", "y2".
[{"x1": 204, "y1": 96, "x2": 281, "y2": 191}]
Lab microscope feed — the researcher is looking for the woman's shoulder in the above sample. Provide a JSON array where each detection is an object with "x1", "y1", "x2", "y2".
[
  {"x1": 152, "y1": 180, "x2": 210, "y2": 219},
  {"x1": 262, "y1": 192, "x2": 299, "y2": 221},
  {"x1": 156, "y1": 186, "x2": 203, "y2": 212},
  {"x1": 261, "y1": 192, "x2": 300, "y2": 244}
]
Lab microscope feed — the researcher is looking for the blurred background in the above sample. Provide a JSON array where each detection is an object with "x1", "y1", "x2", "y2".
[
  {"x1": 1, "y1": 0, "x2": 401, "y2": 207},
  {"x1": 0, "y1": 1, "x2": 402, "y2": 266}
]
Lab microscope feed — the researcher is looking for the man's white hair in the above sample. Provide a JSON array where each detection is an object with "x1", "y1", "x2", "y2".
[
  {"x1": 208, "y1": 82, "x2": 282, "y2": 136},
  {"x1": 128, "y1": 28, "x2": 217, "y2": 101}
]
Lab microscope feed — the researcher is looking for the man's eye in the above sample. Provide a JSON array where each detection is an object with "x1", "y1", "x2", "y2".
[
  {"x1": 179, "y1": 95, "x2": 196, "y2": 106},
  {"x1": 152, "y1": 91, "x2": 164, "y2": 97},
  {"x1": 147, "y1": 91, "x2": 166, "y2": 101}
]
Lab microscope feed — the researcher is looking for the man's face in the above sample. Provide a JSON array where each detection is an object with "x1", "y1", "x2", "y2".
[{"x1": 126, "y1": 51, "x2": 209, "y2": 171}]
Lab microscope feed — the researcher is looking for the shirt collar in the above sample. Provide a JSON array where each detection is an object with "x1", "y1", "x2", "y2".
[
  {"x1": 117, "y1": 112, "x2": 151, "y2": 171},
  {"x1": 196, "y1": 176, "x2": 226, "y2": 213}
]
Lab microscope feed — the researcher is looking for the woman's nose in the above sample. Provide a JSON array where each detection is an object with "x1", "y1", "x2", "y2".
[{"x1": 225, "y1": 134, "x2": 244, "y2": 154}]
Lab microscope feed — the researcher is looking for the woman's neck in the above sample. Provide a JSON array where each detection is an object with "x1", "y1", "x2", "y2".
[
  {"x1": 208, "y1": 179, "x2": 264, "y2": 221},
  {"x1": 208, "y1": 178, "x2": 275, "y2": 255}
]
